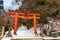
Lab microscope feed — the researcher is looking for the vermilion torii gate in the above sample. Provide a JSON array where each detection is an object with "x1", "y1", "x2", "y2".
[{"x1": 10, "y1": 12, "x2": 40, "y2": 34}]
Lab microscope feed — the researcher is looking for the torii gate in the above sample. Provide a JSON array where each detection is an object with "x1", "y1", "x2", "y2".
[{"x1": 10, "y1": 12, "x2": 40, "y2": 34}]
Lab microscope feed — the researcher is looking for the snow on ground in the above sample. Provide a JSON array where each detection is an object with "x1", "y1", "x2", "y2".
[
  {"x1": 2, "y1": 25, "x2": 41, "y2": 40},
  {"x1": 16, "y1": 25, "x2": 41, "y2": 37},
  {"x1": 1, "y1": 37, "x2": 11, "y2": 40}
]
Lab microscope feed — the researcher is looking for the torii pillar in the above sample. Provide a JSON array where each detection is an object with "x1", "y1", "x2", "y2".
[{"x1": 14, "y1": 13, "x2": 18, "y2": 34}]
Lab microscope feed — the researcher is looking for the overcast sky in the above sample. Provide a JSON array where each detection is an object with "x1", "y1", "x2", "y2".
[{"x1": 3, "y1": 0, "x2": 23, "y2": 12}]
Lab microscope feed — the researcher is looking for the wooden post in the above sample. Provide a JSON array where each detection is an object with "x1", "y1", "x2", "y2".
[
  {"x1": 14, "y1": 13, "x2": 18, "y2": 34},
  {"x1": 33, "y1": 15, "x2": 37, "y2": 34}
]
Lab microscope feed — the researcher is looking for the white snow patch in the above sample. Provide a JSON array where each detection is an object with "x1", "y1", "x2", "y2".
[
  {"x1": 2, "y1": 25, "x2": 41, "y2": 40},
  {"x1": 1, "y1": 37, "x2": 11, "y2": 40}
]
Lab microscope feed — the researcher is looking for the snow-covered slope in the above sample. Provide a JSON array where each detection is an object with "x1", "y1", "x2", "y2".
[{"x1": 2, "y1": 25, "x2": 41, "y2": 40}]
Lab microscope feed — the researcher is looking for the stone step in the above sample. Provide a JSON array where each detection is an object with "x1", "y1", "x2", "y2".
[{"x1": 11, "y1": 38, "x2": 43, "y2": 40}]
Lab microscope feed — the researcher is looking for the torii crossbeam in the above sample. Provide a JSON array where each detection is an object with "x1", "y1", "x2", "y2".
[{"x1": 10, "y1": 12, "x2": 40, "y2": 34}]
